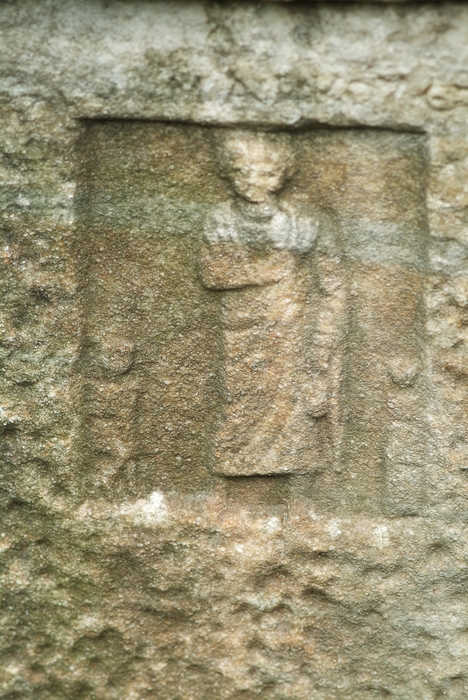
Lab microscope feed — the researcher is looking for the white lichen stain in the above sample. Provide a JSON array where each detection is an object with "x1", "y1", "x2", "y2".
[
  {"x1": 373, "y1": 525, "x2": 389, "y2": 548},
  {"x1": 119, "y1": 491, "x2": 168, "y2": 525},
  {"x1": 77, "y1": 614, "x2": 105, "y2": 633},
  {"x1": 265, "y1": 516, "x2": 281, "y2": 533},
  {"x1": 327, "y1": 519, "x2": 341, "y2": 538}
]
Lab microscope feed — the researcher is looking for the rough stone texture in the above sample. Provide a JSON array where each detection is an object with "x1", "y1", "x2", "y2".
[{"x1": 2, "y1": 1, "x2": 468, "y2": 699}]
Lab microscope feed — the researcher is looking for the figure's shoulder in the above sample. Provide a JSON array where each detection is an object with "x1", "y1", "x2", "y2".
[
  {"x1": 277, "y1": 201, "x2": 320, "y2": 253},
  {"x1": 204, "y1": 202, "x2": 238, "y2": 242},
  {"x1": 206, "y1": 202, "x2": 233, "y2": 224},
  {"x1": 299, "y1": 211, "x2": 320, "y2": 235}
]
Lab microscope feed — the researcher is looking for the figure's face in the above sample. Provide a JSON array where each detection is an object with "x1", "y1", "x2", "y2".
[{"x1": 223, "y1": 136, "x2": 289, "y2": 203}]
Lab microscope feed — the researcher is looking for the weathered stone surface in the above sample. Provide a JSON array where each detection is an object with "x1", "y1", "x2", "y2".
[{"x1": 2, "y1": 1, "x2": 468, "y2": 698}]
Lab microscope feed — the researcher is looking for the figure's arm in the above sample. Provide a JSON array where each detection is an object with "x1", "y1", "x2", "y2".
[
  {"x1": 199, "y1": 241, "x2": 295, "y2": 290},
  {"x1": 199, "y1": 206, "x2": 295, "y2": 290}
]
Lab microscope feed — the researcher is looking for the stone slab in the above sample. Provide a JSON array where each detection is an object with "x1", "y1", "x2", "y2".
[{"x1": 2, "y1": 2, "x2": 468, "y2": 698}]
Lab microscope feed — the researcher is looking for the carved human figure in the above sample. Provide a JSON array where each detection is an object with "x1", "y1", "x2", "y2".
[
  {"x1": 200, "y1": 130, "x2": 327, "y2": 476},
  {"x1": 325, "y1": 132, "x2": 429, "y2": 515},
  {"x1": 85, "y1": 335, "x2": 138, "y2": 487}
]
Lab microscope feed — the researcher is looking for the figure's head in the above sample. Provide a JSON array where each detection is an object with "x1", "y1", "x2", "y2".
[{"x1": 216, "y1": 130, "x2": 294, "y2": 204}]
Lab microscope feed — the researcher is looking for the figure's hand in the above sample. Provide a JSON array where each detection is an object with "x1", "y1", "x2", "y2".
[
  {"x1": 304, "y1": 381, "x2": 329, "y2": 418},
  {"x1": 387, "y1": 356, "x2": 421, "y2": 387},
  {"x1": 198, "y1": 242, "x2": 295, "y2": 290}
]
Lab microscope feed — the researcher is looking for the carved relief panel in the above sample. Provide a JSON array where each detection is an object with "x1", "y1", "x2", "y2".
[{"x1": 77, "y1": 122, "x2": 428, "y2": 514}]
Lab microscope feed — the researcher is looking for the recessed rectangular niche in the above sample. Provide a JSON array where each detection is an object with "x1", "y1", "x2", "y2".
[{"x1": 76, "y1": 121, "x2": 428, "y2": 513}]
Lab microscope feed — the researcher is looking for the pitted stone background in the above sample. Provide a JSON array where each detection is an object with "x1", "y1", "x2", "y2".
[{"x1": 2, "y1": 2, "x2": 468, "y2": 699}]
